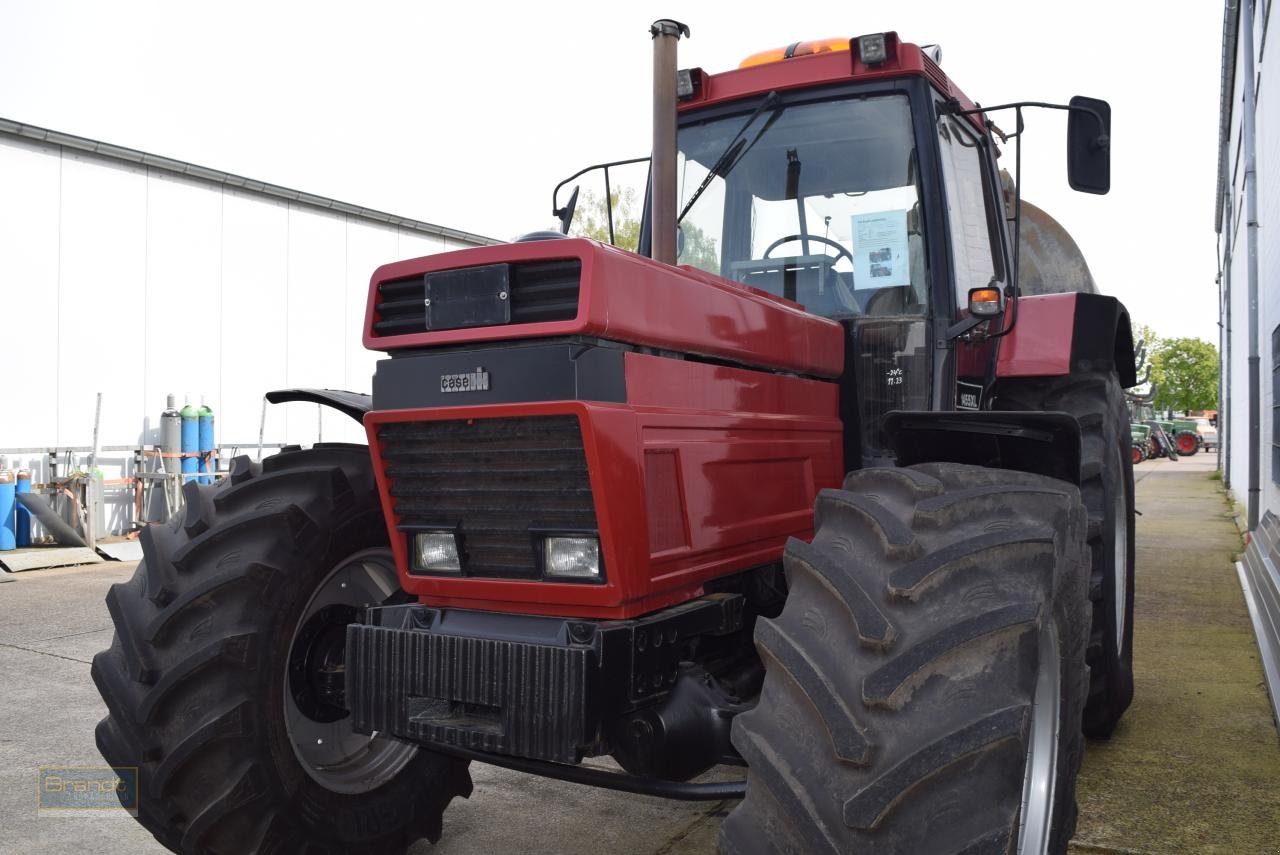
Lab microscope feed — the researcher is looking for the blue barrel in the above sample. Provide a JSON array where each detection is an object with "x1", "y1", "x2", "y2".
[
  {"x1": 0, "y1": 472, "x2": 14, "y2": 551},
  {"x1": 197, "y1": 400, "x2": 215, "y2": 485},
  {"x1": 15, "y1": 470, "x2": 31, "y2": 547},
  {"x1": 181, "y1": 402, "x2": 199, "y2": 483}
]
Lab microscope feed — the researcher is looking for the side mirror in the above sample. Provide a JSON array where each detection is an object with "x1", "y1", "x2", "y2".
[
  {"x1": 555, "y1": 185, "x2": 580, "y2": 234},
  {"x1": 968, "y1": 284, "x2": 1004, "y2": 319},
  {"x1": 1067, "y1": 96, "x2": 1111, "y2": 194}
]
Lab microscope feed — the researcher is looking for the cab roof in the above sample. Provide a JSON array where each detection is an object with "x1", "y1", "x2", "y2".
[{"x1": 678, "y1": 32, "x2": 984, "y2": 133}]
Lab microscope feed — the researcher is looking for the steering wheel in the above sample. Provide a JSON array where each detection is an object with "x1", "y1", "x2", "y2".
[{"x1": 762, "y1": 233, "x2": 854, "y2": 266}]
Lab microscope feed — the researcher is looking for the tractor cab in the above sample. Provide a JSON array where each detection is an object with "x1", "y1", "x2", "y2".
[
  {"x1": 561, "y1": 32, "x2": 1111, "y2": 464},
  {"x1": 670, "y1": 63, "x2": 1001, "y2": 460}
]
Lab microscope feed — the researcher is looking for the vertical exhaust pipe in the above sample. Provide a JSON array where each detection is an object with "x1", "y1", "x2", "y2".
[{"x1": 650, "y1": 19, "x2": 689, "y2": 266}]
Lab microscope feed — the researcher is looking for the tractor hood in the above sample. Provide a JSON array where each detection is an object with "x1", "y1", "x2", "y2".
[{"x1": 363, "y1": 237, "x2": 843, "y2": 379}]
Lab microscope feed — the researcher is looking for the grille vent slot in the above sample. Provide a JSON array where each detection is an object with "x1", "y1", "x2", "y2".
[{"x1": 373, "y1": 259, "x2": 581, "y2": 337}]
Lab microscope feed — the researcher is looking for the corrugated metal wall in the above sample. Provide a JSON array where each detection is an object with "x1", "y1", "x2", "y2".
[{"x1": 0, "y1": 130, "x2": 489, "y2": 532}]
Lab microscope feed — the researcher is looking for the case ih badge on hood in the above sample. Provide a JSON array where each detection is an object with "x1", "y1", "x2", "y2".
[{"x1": 440, "y1": 367, "x2": 491, "y2": 393}]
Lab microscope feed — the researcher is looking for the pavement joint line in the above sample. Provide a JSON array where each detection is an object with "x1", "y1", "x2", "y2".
[
  {"x1": 13, "y1": 625, "x2": 114, "y2": 644},
  {"x1": 0, "y1": 641, "x2": 92, "y2": 666}
]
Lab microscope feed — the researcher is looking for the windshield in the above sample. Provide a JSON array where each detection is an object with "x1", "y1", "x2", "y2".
[{"x1": 676, "y1": 94, "x2": 926, "y2": 318}]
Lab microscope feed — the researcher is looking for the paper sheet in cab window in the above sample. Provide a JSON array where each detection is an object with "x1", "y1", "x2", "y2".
[{"x1": 851, "y1": 210, "x2": 909, "y2": 289}]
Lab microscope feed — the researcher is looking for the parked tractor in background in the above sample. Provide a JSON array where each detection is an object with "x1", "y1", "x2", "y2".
[
  {"x1": 92, "y1": 24, "x2": 1134, "y2": 855},
  {"x1": 1130, "y1": 422, "x2": 1152, "y2": 464},
  {"x1": 1163, "y1": 417, "x2": 1199, "y2": 456}
]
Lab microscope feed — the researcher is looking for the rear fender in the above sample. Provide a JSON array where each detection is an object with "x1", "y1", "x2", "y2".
[
  {"x1": 882, "y1": 411, "x2": 1082, "y2": 485},
  {"x1": 997, "y1": 293, "x2": 1137, "y2": 387}
]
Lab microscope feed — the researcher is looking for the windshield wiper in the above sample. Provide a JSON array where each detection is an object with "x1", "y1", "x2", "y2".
[{"x1": 678, "y1": 91, "x2": 783, "y2": 224}]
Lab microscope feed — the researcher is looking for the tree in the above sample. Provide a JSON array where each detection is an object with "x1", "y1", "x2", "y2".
[
  {"x1": 570, "y1": 188, "x2": 641, "y2": 252},
  {"x1": 677, "y1": 221, "x2": 720, "y2": 274},
  {"x1": 1129, "y1": 322, "x2": 1159, "y2": 393},
  {"x1": 1132, "y1": 323, "x2": 1158, "y2": 362},
  {"x1": 1150, "y1": 337, "x2": 1219, "y2": 413},
  {"x1": 569, "y1": 187, "x2": 720, "y2": 270}
]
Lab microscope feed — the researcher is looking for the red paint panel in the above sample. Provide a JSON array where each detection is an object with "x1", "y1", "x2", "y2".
[
  {"x1": 623, "y1": 351, "x2": 839, "y2": 417},
  {"x1": 364, "y1": 237, "x2": 844, "y2": 378},
  {"x1": 995, "y1": 293, "x2": 1077, "y2": 379},
  {"x1": 364, "y1": 364, "x2": 842, "y2": 619}
]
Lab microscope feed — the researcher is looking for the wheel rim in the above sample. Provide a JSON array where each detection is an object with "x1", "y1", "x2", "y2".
[
  {"x1": 1017, "y1": 621, "x2": 1062, "y2": 855},
  {"x1": 1177, "y1": 434, "x2": 1197, "y2": 454},
  {"x1": 1112, "y1": 487, "x2": 1127, "y2": 652},
  {"x1": 285, "y1": 548, "x2": 418, "y2": 794},
  {"x1": 1131, "y1": 447, "x2": 1143, "y2": 466}
]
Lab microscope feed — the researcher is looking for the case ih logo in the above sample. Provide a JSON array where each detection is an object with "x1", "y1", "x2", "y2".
[{"x1": 440, "y1": 367, "x2": 490, "y2": 393}]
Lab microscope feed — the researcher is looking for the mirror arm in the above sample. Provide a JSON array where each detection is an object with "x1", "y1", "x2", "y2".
[{"x1": 946, "y1": 314, "x2": 987, "y2": 340}]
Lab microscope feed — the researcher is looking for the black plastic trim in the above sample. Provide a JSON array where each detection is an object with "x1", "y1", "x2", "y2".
[
  {"x1": 1071, "y1": 293, "x2": 1137, "y2": 388},
  {"x1": 883, "y1": 410, "x2": 1082, "y2": 484},
  {"x1": 347, "y1": 595, "x2": 746, "y2": 765},
  {"x1": 372, "y1": 340, "x2": 626, "y2": 410}
]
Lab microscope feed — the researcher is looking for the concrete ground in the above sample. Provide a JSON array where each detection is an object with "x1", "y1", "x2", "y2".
[{"x1": 0, "y1": 450, "x2": 1276, "y2": 854}]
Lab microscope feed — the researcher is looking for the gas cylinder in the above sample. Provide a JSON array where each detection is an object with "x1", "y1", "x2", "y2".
[
  {"x1": 0, "y1": 470, "x2": 14, "y2": 551},
  {"x1": 15, "y1": 469, "x2": 31, "y2": 547},
  {"x1": 197, "y1": 398, "x2": 215, "y2": 485},
  {"x1": 161, "y1": 394, "x2": 182, "y2": 476},
  {"x1": 180, "y1": 399, "x2": 198, "y2": 484}
]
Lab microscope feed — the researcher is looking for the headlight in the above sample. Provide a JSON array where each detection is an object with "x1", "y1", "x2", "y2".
[
  {"x1": 543, "y1": 536, "x2": 601, "y2": 580},
  {"x1": 412, "y1": 530, "x2": 462, "y2": 574}
]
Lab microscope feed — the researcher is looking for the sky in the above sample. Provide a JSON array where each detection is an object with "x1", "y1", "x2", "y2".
[{"x1": 0, "y1": 0, "x2": 1224, "y2": 343}]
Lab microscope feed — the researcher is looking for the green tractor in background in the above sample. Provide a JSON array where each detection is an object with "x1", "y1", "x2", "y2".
[
  {"x1": 1126, "y1": 346, "x2": 1180, "y2": 462},
  {"x1": 1129, "y1": 423, "x2": 1152, "y2": 465},
  {"x1": 1166, "y1": 417, "x2": 1203, "y2": 456}
]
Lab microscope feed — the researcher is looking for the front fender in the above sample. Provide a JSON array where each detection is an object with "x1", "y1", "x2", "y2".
[
  {"x1": 264, "y1": 388, "x2": 371, "y2": 424},
  {"x1": 882, "y1": 410, "x2": 1082, "y2": 485}
]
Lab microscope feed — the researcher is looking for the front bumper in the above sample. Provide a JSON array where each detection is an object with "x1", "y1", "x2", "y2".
[{"x1": 345, "y1": 596, "x2": 743, "y2": 765}]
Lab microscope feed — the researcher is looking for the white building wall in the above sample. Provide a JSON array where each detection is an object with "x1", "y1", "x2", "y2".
[
  {"x1": 1220, "y1": 0, "x2": 1280, "y2": 522},
  {"x1": 0, "y1": 132, "x2": 487, "y2": 532}
]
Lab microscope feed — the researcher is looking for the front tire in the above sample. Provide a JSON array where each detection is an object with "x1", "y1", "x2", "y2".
[
  {"x1": 92, "y1": 444, "x2": 471, "y2": 853},
  {"x1": 719, "y1": 464, "x2": 1090, "y2": 854},
  {"x1": 993, "y1": 372, "x2": 1136, "y2": 737}
]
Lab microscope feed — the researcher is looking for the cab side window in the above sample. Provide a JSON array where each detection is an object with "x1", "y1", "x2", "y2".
[{"x1": 936, "y1": 115, "x2": 1004, "y2": 307}]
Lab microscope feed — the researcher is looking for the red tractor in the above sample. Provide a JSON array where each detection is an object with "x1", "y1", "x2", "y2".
[{"x1": 93, "y1": 24, "x2": 1135, "y2": 855}]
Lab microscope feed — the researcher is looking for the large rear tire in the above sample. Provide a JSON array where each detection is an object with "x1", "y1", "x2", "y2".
[
  {"x1": 993, "y1": 372, "x2": 1136, "y2": 737},
  {"x1": 91, "y1": 444, "x2": 471, "y2": 853},
  {"x1": 718, "y1": 463, "x2": 1090, "y2": 854}
]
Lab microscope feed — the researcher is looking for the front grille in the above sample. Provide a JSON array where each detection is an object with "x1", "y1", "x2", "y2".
[
  {"x1": 373, "y1": 259, "x2": 581, "y2": 337},
  {"x1": 378, "y1": 415, "x2": 597, "y2": 578}
]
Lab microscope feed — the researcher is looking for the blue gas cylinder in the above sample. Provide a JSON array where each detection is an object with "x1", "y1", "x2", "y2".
[
  {"x1": 197, "y1": 400, "x2": 215, "y2": 485},
  {"x1": 0, "y1": 471, "x2": 15, "y2": 551},
  {"x1": 15, "y1": 470, "x2": 31, "y2": 547},
  {"x1": 180, "y1": 401, "x2": 199, "y2": 483}
]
